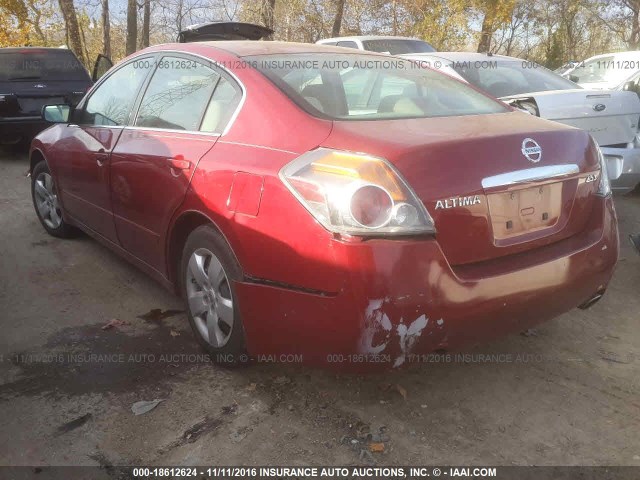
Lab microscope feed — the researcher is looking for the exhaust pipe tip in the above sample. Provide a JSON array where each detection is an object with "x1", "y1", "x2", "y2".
[{"x1": 578, "y1": 289, "x2": 605, "y2": 310}]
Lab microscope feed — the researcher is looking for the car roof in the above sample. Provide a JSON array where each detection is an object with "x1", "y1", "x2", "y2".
[
  {"x1": 0, "y1": 47, "x2": 72, "y2": 53},
  {"x1": 582, "y1": 51, "x2": 640, "y2": 61},
  {"x1": 402, "y1": 51, "x2": 520, "y2": 62},
  {"x1": 317, "y1": 35, "x2": 426, "y2": 43},
  {"x1": 149, "y1": 40, "x2": 389, "y2": 57}
]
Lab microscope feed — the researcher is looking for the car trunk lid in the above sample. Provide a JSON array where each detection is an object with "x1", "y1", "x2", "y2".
[
  {"x1": 322, "y1": 111, "x2": 601, "y2": 265},
  {"x1": 501, "y1": 89, "x2": 640, "y2": 146}
]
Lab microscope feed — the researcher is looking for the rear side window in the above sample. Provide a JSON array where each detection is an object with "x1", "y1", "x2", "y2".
[
  {"x1": 250, "y1": 54, "x2": 507, "y2": 120},
  {"x1": 361, "y1": 39, "x2": 435, "y2": 54},
  {"x1": 200, "y1": 77, "x2": 242, "y2": 133},
  {"x1": 336, "y1": 41, "x2": 358, "y2": 49},
  {"x1": 0, "y1": 49, "x2": 90, "y2": 82},
  {"x1": 135, "y1": 57, "x2": 219, "y2": 131},
  {"x1": 80, "y1": 59, "x2": 153, "y2": 126}
]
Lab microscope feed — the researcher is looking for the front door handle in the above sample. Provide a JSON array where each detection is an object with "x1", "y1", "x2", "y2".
[{"x1": 167, "y1": 156, "x2": 192, "y2": 170}]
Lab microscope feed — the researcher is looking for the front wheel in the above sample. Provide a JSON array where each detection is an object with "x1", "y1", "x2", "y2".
[
  {"x1": 180, "y1": 225, "x2": 248, "y2": 367},
  {"x1": 31, "y1": 160, "x2": 78, "y2": 238}
]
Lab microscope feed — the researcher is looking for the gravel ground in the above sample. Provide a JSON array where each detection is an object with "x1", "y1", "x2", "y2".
[{"x1": 0, "y1": 147, "x2": 639, "y2": 467}]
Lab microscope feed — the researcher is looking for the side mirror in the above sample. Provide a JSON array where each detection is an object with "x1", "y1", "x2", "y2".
[
  {"x1": 623, "y1": 81, "x2": 636, "y2": 92},
  {"x1": 569, "y1": 74, "x2": 579, "y2": 83},
  {"x1": 42, "y1": 104, "x2": 71, "y2": 123}
]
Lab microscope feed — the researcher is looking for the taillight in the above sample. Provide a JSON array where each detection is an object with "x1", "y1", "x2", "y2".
[
  {"x1": 280, "y1": 148, "x2": 435, "y2": 236},
  {"x1": 594, "y1": 142, "x2": 611, "y2": 197}
]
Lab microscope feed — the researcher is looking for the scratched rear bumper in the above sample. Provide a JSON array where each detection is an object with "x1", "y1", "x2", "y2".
[
  {"x1": 601, "y1": 145, "x2": 640, "y2": 194},
  {"x1": 234, "y1": 196, "x2": 618, "y2": 369}
]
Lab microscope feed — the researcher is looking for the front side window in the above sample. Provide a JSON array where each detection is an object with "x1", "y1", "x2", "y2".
[
  {"x1": 135, "y1": 56, "x2": 219, "y2": 131},
  {"x1": 81, "y1": 59, "x2": 153, "y2": 126},
  {"x1": 250, "y1": 54, "x2": 507, "y2": 120}
]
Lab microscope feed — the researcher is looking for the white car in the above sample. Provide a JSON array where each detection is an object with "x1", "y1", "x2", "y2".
[
  {"x1": 563, "y1": 51, "x2": 640, "y2": 90},
  {"x1": 402, "y1": 51, "x2": 640, "y2": 193},
  {"x1": 316, "y1": 35, "x2": 435, "y2": 54}
]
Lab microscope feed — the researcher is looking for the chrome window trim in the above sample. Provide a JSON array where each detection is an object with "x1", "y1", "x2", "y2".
[
  {"x1": 123, "y1": 125, "x2": 222, "y2": 137},
  {"x1": 481, "y1": 164, "x2": 580, "y2": 189},
  {"x1": 151, "y1": 49, "x2": 247, "y2": 136}
]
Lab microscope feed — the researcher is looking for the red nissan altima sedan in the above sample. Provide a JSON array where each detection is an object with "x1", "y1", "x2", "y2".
[{"x1": 29, "y1": 41, "x2": 618, "y2": 368}]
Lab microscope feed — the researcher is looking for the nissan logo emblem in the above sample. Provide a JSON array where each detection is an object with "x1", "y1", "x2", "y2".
[{"x1": 521, "y1": 138, "x2": 542, "y2": 163}]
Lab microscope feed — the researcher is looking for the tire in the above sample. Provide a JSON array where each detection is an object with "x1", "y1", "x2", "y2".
[
  {"x1": 31, "y1": 160, "x2": 78, "y2": 238},
  {"x1": 180, "y1": 225, "x2": 248, "y2": 367}
]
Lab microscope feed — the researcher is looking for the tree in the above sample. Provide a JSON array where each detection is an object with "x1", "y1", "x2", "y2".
[
  {"x1": 475, "y1": 0, "x2": 516, "y2": 52},
  {"x1": 58, "y1": 0, "x2": 85, "y2": 63},
  {"x1": 141, "y1": 0, "x2": 151, "y2": 48},
  {"x1": 102, "y1": 0, "x2": 111, "y2": 57},
  {"x1": 332, "y1": 0, "x2": 346, "y2": 36},
  {"x1": 126, "y1": 0, "x2": 137, "y2": 55},
  {"x1": 261, "y1": 0, "x2": 276, "y2": 39}
]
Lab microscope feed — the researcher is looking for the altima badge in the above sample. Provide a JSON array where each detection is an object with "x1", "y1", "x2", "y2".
[
  {"x1": 435, "y1": 195, "x2": 481, "y2": 209},
  {"x1": 521, "y1": 138, "x2": 542, "y2": 163}
]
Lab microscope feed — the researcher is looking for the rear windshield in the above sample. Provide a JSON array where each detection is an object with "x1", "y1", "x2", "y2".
[
  {"x1": 362, "y1": 39, "x2": 435, "y2": 54},
  {"x1": 248, "y1": 54, "x2": 507, "y2": 120},
  {"x1": 570, "y1": 56, "x2": 639, "y2": 86},
  {"x1": 0, "y1": 49, "x2": 89, "y2": 82},
  {"x1": 451, "y1": 60, "x2": 578, "y2": 97}
]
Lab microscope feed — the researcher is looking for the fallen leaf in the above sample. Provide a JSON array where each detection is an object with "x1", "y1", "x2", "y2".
[
  {"x1": 369, "y1": 442, "x2": 385, "y2": 453},
  {"x1": 246, "y1": 383, "x2": 257, "y2": 391},
  {"x1": 102, "y1": 318, "x2": 128, "y2": 330},
  {"x1": 131, "y1": 399, "x2": 164, "y2": 415},
  {"x1": 273, "y1": 375, "x2": 291, "y2": 385},
  {"x1": 396, "y1": 383, "x2": 407, "y2": 401},
  {"x1": 137, "y1": 309, "x2": 183, "y2": 323},
  {"x1": 170, "y1": 330, "x2": 180, "y2": 337}
]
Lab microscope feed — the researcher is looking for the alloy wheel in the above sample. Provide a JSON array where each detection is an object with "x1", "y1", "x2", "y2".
[
  {"x1": 34, "y1": 172, "x2": 62, "y2": 229},
  {"x1": 185, "y1": 248, "x2": 234, "y2": 347}
]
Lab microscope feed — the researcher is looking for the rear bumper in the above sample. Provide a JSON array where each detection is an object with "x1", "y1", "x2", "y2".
[
  {"x1": 601, "y1": 145, "x2": 640, "y2": 194},
  {"x1": 235, "y1": 196, "x2": 618, "y2": 369},
  {"x1": 0, "y1": 117, "x2": 49, "y2": 141}
]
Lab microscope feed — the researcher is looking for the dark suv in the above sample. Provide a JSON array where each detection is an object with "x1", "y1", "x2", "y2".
[{"x1": 0, "y1": 48, "x2": 94, "y2": 144}]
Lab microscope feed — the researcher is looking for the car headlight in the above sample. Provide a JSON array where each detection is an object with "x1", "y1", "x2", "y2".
[
  {"x1": 595, "y1": 143, "x2": 611, "y2": 197},
  {"x1": 280, "y1": 148, "x2": 435, "y2": 236}
]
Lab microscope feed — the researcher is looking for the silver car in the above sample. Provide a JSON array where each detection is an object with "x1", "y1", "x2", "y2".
[
  {"x1": 403, "y1": 51, "x2": 640, "y2": 194},
  {"x1": 316, "y1": 35, "x2": 435, "y2": 54}
]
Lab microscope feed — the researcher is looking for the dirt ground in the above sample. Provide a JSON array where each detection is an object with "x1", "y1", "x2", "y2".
[{"x1": 0, "y1": 146, "x2": 639, "y2": 467}]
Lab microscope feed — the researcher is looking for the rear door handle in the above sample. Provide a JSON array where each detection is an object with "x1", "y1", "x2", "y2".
[
  {"x1": 96, "y1": 150, "x2": 109, "y2": 167},
  {"x1": 167, "y1": 156, "x2": 192, "y2": 170}
]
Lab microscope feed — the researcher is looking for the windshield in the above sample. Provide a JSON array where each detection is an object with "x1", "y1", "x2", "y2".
[
  {"x1": 0, "y1": 49, "x2": 89, "y2": 82},
  {"x1": 449, "y1": 60, "x2": 579, "y2": 97},
  {"x1": 361, "y1": 39, "x2": 435, "y2": 54},
  {"x1": 249, "y1": 54, "x2": 507, "y2": 120},
  {"x1": 570, "y1": 56, "x2": 640, "y2": 85}
]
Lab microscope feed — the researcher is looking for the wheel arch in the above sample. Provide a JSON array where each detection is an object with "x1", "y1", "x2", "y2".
[
  {"x1": 30, "y1": 147, "x2": 48, "y2": 174},
  {"x1": 166, "y1": 210, "x2": 243, "y2": 295}
]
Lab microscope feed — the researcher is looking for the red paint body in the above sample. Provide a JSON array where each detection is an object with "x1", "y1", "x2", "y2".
[{"x1": 31, "y1": 42, "x2": 619, "y2": 369}]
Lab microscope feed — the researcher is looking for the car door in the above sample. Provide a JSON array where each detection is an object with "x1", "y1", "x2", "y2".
[
  {"x1": 110, "y1": 55, "x2": 242, "y2": 270},
  {"x1": 54, "y1": 58, "x2": 155, "y2": 242}
]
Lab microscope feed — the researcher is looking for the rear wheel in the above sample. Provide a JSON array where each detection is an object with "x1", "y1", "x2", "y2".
[
  {"x1": 180, "y1": 225, "x2": 247, "y2": 367},
  {"x1": 31, "y1": 160, "x2": 78, "y2": 238}
]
